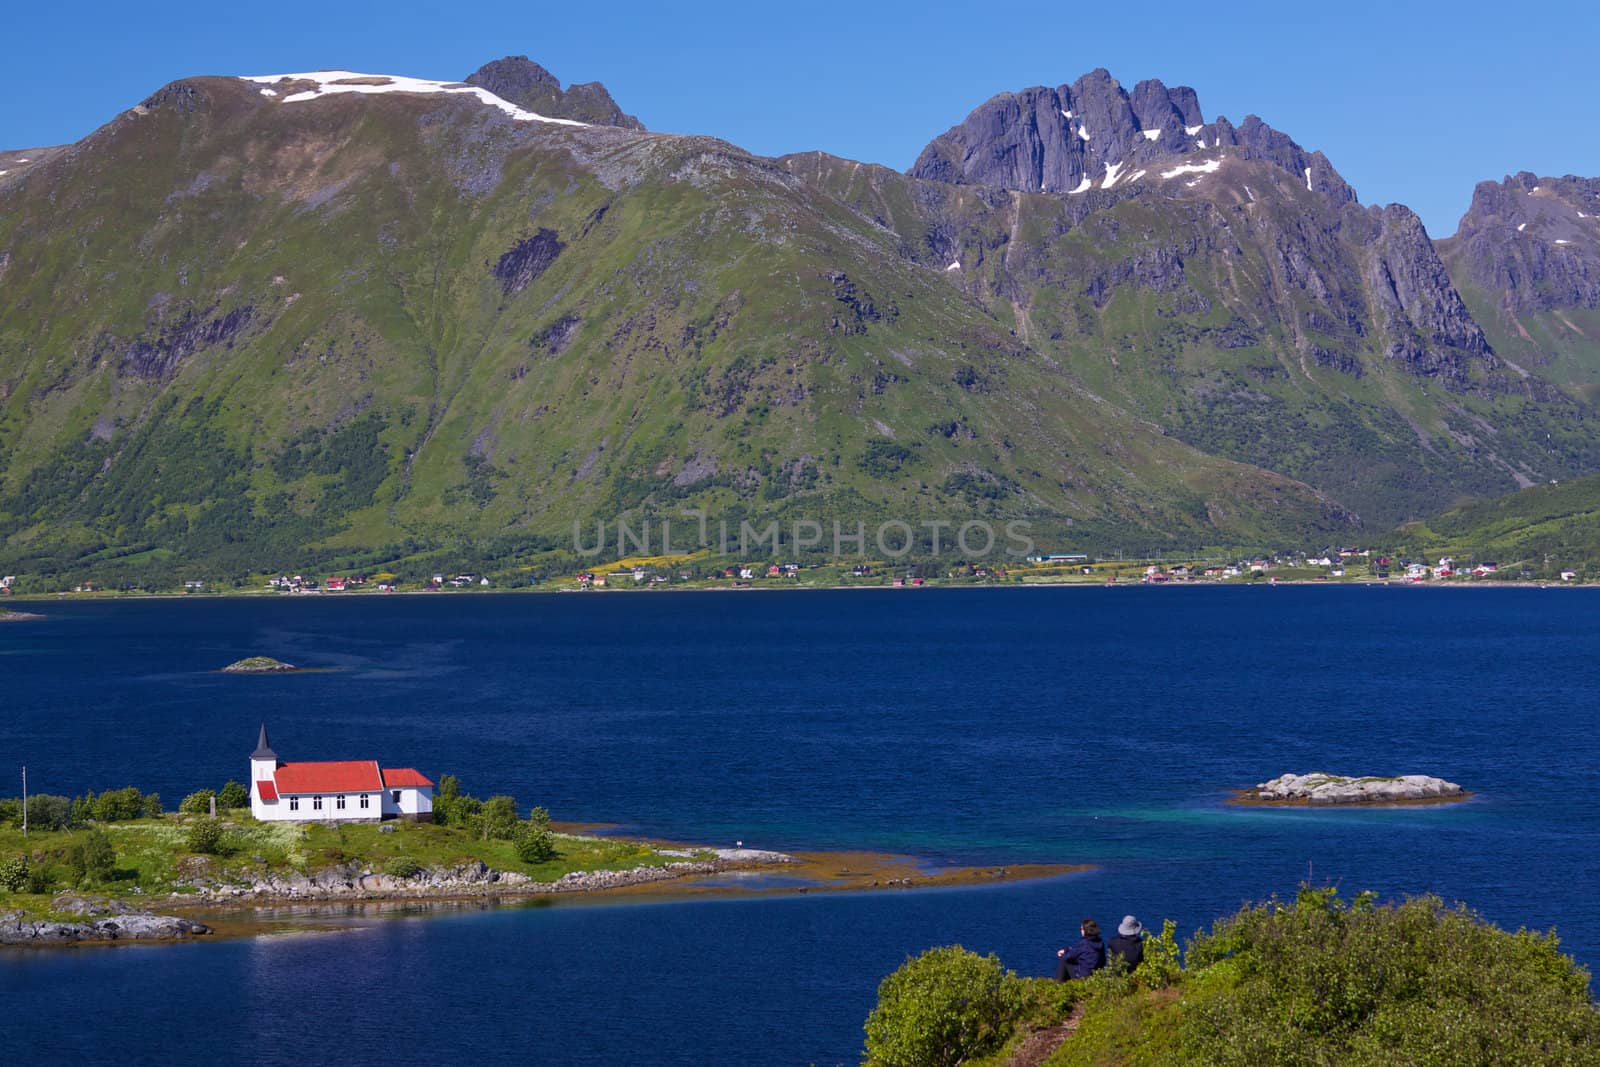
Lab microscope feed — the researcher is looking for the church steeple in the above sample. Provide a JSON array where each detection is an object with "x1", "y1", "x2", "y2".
[{"x1": 251, "y1": 723, "x2": 277, "y2": 760}]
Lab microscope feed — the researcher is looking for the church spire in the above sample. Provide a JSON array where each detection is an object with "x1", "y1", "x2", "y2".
[{"x1": 251, "y1": 723, "x2": 277, "y2": 760}]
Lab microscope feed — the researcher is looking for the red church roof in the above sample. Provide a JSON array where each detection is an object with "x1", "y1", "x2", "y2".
[
  {"x1": 273, "y1": 760, "x2": 384, "y2": 794},
  {"x1": 381, "y1": 767, "x2": 433, "y2": 788},
  {"x1": 256, "y1": 779, "x2": 279, "y2": 801}
]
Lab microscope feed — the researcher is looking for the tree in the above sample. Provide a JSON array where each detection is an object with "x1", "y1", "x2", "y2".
[
  {"x1": 480, "y1": 795, "x2": 520, "y2": 840},
  {"x1": 142, "y1": 793, "x2": 163, "y2": 818},
  {"x1": 24, "y1": 794, "x2": 73, "y2": 831},
  {"x1": 68, "y1": 829, "x2": 116, "y2": 887},
  {"x1": 179, "y1": 789, "x2": 216, "y2": 815},
  {"x1": 515, "y1": 806, "x2": 556, "y2": 864},
  {"x1": 863, "y1": 946, "x2": 1025, "y2": 1067},
  {"x1": 217, "y1": 781, "x2": 248, "y2": 810}
]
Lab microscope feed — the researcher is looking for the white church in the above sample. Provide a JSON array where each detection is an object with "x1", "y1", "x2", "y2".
[{"x1": 249, "y1": 725, "x2": 435, "y2": 823}]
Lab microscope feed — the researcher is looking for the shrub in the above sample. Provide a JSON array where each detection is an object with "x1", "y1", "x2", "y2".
[
  {"x1": 385, "y1": 856, "x2": 423, "y2": 879},
  {"x1": 863, "y1": 946, "x2": 1025, "y2": 1067},
  {"x1": 187, "y1": 818, "x2": 225, "y2": 855},
  {"x1": 431, "y1": 775, "x2": 481, "y2": 828},
  {"x1": 92, "y1": 786, "x2": 147, "y2": 822},
  {"x1": 515, "y1": 807, "x2": 556, "y2": 864},
  {"x1": 1141, "y1": 918, "x2": 1183, "y2": 989},
  {"x1": 179, "y1": 789, "x2": 217, "y2": 815},
  {"x1": 24, "y1": 864, "x2": 54, "y2": 894},
  {"x1": 217, "y1": 781, "x2": 248, "y2": 810},
  {"x1": 480, "y1": 795, "x2": 520, "y2": 841},
  {"x1": 143, "y1": 793, "x2": 163, "y2": 818},
  {"x1": 67, "y1": 829, "x2": 116, "y2": 887},
  {"x1": 0, "y1": 854, "x2": 28, "y2": 893},
  {"x1": 0, "y1": 798, "x2": 19, "y2": 827},
  {"x1": 23, "y1": 794, "x2": 73, "y2": 831}
]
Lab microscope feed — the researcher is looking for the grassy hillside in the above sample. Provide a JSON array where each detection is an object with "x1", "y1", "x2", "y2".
[
  {"x1": 0, "y1": 76, "x2": 1360, "y2": 588},
  {"x1": 862, "y1": 887, "x2": 1599, "y2": 1066},
  {"x1": 6, "y1": 72, "x2": 1600, "y2": 588},
  {"x1": 1396, "y1": 472, "x2": 1600, "y2": 576}
]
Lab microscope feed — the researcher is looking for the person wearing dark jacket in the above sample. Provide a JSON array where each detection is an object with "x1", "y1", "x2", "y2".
[
  {"x1": 1107, "y1": 915, "x2": 1145, "y2": 969},
  {"x1": 1055, "y1": 918, "x2": 1106, "y2": 980}
]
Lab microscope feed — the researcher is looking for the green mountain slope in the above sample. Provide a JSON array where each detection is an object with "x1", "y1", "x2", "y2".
[
  {"x1": 0, "y1": 69, "x2": 1359, "y2": 586},
  {"x1": 1398, "y1": 472, "x2": 1600, "y2": 574},
  {"x1": 782, "y1": 147, "x2": 1600, "y2": 530}
]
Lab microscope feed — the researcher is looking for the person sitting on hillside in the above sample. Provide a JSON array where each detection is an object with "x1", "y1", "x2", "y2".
[
  {"x1": 1108, "y1": 915, "x2": 1145, "y2": 969},
  {"x1": 1055, "y1": 918, "x2": 1106, "y2": 980}
]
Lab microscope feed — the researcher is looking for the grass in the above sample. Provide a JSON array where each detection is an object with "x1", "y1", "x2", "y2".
[{"x1": 0, "y1": 814, "x2": 715, "y2": 908}]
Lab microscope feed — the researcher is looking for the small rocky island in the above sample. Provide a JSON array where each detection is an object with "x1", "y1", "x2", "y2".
[
  {"x1": 2, "y1": 895, "x2": 211, "y2": 945},
  {"x1": 220, "y1": 656, "x2": 300, "y2": 674},
  {"x1": 0, "y1": 609, "x2": 44, "y2": 622},
  {"x1": 1238, "y1": 772, "x2": 1468, "y2": 806}
]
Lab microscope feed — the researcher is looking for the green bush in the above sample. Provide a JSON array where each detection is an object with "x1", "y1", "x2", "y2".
[
  {"x1": 67, "y1": 829, "x2": 116, "y2": 887},
  {"x1": 179, "y1": 789, "x2": 216, "y2": 815},
  {"x1": 384, "y1": 856, "x2": 423, "y2": 879},
  {"x1": 1047, "y1": 886, "x2": 1600, "y2": 1066},
  {"x1": 515, "y1": 807, "x2": 556, "y2": 864},
  {"x1": 23, "y1": 794, "x2": 73, "y2": 831},
  {"x1": 217, "y1": 781, "x2": 248, "y2": 810},
  {"x1": 0, "y1": 798, "x2": 19, "y2": 827},
  {"x1": 0, "y1": 854, "x2": 28, "y2": 893},
  {"x1": 480, "y1": 795, "x2": 520, "y2": 841},
  {"x1": 187, "y1": 818, "x2": 226, "y2": 855},
  {"x1": 142, "y1": 793, "x2": 163, "y2": 817},
  {"x1": 863, "y1": 946, "x2": 1026, "y2": 1067},
  {"x1": 91, "y1": 786, "x2": 147, "y2": 822}
]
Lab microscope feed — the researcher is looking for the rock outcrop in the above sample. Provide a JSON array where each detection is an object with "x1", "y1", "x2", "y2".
[
  {"x1": 188, "y1": 849, "x2": 794, "y2": 903},
  {"x1": 220, "y1": 656, "x2": 298, "y2": 673},
  {"x1": 1, "y1": 896, "x2": 211, "y2": 945},
  {"x1": 465, "y1": 56, "x2": 643, "y2": 130},
  {"x1": 1247, "y1": 772, "x2": 1465, "y2": 804},
  {"x1": 908, "y1": 68, "x2": 1355, "y2": 203},
  {"x1": 1444, "y1": 171, "x2": 1600, "y2": 313}
]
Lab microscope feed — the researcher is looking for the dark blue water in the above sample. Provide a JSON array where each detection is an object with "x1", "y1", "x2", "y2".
[{"x1": 3, "y1": 588, "x2": 1598, "y2": 1065}]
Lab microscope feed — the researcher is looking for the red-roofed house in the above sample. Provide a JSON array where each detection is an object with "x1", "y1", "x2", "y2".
[{"x1": 248, "y1": 725, "x2": 434, "y2": 823}]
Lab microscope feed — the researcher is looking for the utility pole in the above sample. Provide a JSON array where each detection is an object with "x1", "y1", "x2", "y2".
[{"x1": 21, "y1": 766, "x2": 27, "y2": 839}]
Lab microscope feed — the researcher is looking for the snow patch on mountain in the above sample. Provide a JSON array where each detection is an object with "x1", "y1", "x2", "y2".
[
  {"x1": 1161, "y1": 158, "x2": 1223, "y2": 180},
  {"x1": 241, "y1": 71, "x2": 588, "y2": 127},
  {"x1": 1141, "y1": 129, "x2": 1161, "y2": 141},
  {"x1": 1068, "y1": 175, "x2": 1092, "y2": 195},
  {"x1": 1077, "y1": 126, "x2": 1091, "y2": 142},
  {"x1": 1102, "y1": 161, "x2": 1125, "y2": 188}
]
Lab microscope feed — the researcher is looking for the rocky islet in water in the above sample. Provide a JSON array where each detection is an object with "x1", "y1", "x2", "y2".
[{"x1": 1238, "y1": 772, "x2": 1467, "y2": 805}]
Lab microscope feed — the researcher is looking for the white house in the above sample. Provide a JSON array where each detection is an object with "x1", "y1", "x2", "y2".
[{"x1": 248, "y1": 725, "x2": 434, "y2": 823}]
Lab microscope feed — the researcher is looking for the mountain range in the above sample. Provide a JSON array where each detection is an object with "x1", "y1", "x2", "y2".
[{"x1": 2, "y1": 56, "x2": 1597, "y2": 584}]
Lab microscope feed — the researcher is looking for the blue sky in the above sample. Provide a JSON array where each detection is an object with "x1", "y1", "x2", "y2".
[{"x1": 4, "y1": 0, "x2": 1596, "y2": 236}]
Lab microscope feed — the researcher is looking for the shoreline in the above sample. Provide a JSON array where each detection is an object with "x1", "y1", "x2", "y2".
[
  {"x1": 7, "y1": 578, "x2": 1593, "y2": 607},
  {"x1": 1225, "y1": 789, "x2": 1475, "y2": 809},
  {"x1": 2, "y1": 836, "x2": 1090, "y2": 949}
]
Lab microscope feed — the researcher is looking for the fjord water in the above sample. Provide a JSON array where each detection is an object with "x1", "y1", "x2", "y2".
[{"x1": 3, "y1": 587, "x2": 1598, "y2": 1065}]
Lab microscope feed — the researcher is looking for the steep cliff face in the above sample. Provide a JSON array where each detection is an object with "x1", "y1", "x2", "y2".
[
  {"x1": 1436, "y1": 172, "x2": 1600, "y2": 388},
  {"x1": 1444, "y1": 173, "x2": 1600, "y2": 312},
  {"x1": 908, "y1": 68, "x2": 1354, "y2": 205},
  {"x1": 465, "y1": 56, "x2": 645, "y2": 129},
  {"x1": 1366, "y1": 204, "x2": 1496, "y2": 385}
]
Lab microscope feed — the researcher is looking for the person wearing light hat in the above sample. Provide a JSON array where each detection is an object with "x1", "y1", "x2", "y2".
[{"x1": 1108, "y1": 915, "x2": 1145, "y2": 969}]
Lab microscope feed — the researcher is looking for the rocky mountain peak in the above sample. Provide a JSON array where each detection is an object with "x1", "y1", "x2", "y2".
[
  {"x1": 1446, "y1": 172, "x2": 1600, "y2": 312},
  {"x1": 465, "y1": 56, "x2": 644, "y2": 130},
  {"x1": 908, "y1": 70, "x2": 1354, "y2": 205}
]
